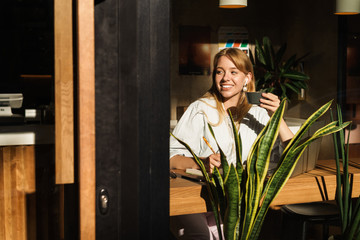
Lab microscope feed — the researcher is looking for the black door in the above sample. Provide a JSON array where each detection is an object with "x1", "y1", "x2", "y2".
[{"x1": 94, "y1": 0, "x2": 170, "y2": 239}]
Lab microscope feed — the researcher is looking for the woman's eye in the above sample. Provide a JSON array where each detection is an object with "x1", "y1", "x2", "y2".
[
  {"x1": 216, "y1": 70, "x2": 224, "y2": 75},
  {"x1": 231, "y1": 71, "x2": 239, "y2": 75}
]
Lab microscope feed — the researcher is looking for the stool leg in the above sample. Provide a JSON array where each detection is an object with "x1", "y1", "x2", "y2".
[
  {"x1": 322, "y1": 224, "x2": 329, "y2": 240},
  {"x1": 302, "y1": 221, "x2": 307, "y2": 240}
]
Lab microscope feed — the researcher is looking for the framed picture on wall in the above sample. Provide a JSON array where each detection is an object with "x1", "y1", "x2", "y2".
[{"x1": 179, "y1": 26, "x2": 211, "y2": 75}]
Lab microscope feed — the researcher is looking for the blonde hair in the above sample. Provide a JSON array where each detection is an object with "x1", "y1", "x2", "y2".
[{"x1": 203, "y1": 48, "x2": 255, "y2": 126}]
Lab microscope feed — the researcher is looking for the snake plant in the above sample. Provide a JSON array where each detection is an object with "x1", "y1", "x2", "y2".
[
  {"x1": 171, "y1": 99, "x2": 350, "y2": 240},
  {"x1": 331, "y1": 106, "x2": 360, "y2": 240}
]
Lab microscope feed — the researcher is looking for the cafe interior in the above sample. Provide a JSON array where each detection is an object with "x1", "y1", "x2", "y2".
[{"x1": 0, "y1": 0, "x2": 360, "y2": 239}]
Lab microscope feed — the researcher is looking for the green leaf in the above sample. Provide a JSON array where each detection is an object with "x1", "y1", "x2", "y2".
[
  {"x1": 207, "y1": 123, "x2": 230, "y2": 180},
  {"x1": 282, "y1": 100, "x2": 333, "y2": 158},
  {"x1": 227, "y1": 110, "x2": 245, "y2": 180},
  {"x1": 282, "y1": 71, "x2": 310, "y2": 81},
  {"x1": 330, "y1": 108, "x2": 345, "y2": 226},
  {"x1": 280, "y1": 84, "x2": 287, "y2": 100},
  {"x1": 284, "y1": 82, "x2": 301, "y2": 94},
  {"x1": 256, "y1": 99, "x2": 285, "y2": 184},
  {"x1": 255, "y1": 39, "x2": 266, "y2": 66},
  {"x1": 289, "y1": 80, "x2": 307, "y2": 90},
  {"x1": 213, "y1": 167, "x2": 227, "y2": 220},
  {"x1": 263, "y1": 72, "x2": 273, "y2": 82},
  {"x1": 241, "y1": 98, "x2": 285, "y2": 239},
  {"x1": 224, "y1": 164, "x2": 241, "y2": 240},
  {"x1": 347, "y1": 197, "x2": 360, "y2": 239}
]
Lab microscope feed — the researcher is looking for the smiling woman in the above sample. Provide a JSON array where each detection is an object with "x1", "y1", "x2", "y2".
[{"x1": 169, "y1": 48, "x2": 294, "y2": 239}]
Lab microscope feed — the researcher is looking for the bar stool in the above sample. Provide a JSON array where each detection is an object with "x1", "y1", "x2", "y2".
[{"x1": 280, "y1": 202, "x2": 340, "y2": 240}]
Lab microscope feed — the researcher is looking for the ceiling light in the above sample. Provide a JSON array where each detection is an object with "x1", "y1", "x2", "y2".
[
  {"x1": 335, "y1": 0, "x2": 360, "y2": 15},
  {"x1": 219, "y1": 0, "x2": 247, "y2": 8}
]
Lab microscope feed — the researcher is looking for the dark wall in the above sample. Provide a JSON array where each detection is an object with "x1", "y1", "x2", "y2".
[{"x1": 95, "y1": 0, "x2": 170, "y2": 239}]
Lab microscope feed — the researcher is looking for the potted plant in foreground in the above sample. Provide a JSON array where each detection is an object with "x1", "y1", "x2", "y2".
[
  {"x1": 172, "y1": 99, "x2": 349, "y2": 240},
  {"x1": 329, "y1": 106, "x2": 360, "y2": 240}
]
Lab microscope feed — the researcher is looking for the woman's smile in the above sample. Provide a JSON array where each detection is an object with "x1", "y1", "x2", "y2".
[{"x1": 220, "y1": 83, "x2": 234, "y2": 90}]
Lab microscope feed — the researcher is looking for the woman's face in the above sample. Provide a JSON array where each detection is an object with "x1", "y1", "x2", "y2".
[{"x1": 215, "y1": 56, "x2": 249, "y2": 106}]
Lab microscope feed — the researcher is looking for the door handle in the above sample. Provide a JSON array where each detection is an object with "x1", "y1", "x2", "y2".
[{"x1": 99, "y1": 188, "x2": 109, "y2": 214}]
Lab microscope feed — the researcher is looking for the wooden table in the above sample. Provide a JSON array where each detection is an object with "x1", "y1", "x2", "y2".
[{"x1": 170, "y1": 158, "x2": 360, "y2": 216}]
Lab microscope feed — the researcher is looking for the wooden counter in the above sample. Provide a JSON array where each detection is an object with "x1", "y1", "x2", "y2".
[
  {"x1": 0, "y1": 146, "x2": 36, "y2": 240},
  {"x1": 0, "y1": 125, "x2": 54, "y2": 240},
  {"x1": 170, "y1": 158, "x2": 360, "y2": 216},
  {"x1": 170, "y1": 175, "x2": 207, "y2": 216}
]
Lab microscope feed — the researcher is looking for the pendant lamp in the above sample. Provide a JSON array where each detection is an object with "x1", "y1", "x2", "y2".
[
  {"x1": 219, "y1": 0, "x2": 247, "y2": 8},
  {"x1": 335, "y1": 0, "x2": 360, "y2": 15}
]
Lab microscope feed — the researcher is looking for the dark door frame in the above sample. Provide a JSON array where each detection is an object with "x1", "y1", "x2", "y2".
[
  {"x1": 337, "y1": 15, "x2": 347, "y2": 112},
  {"x1": 94, "y1": 0, "x2": 170, "y2": 239}
]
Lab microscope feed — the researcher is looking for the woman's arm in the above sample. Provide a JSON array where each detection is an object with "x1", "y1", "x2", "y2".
[
  {"x1": 279, "y1": 118, "x2": 294, "y2": 145},
  {"x1": 170, "y1": 155, "x2": 199, "y2": 170},
  {"x1": 260, "y1": 93, "x2": 294, "y2": 145},
  {"x1": 170, "y1": 154, "x2": 221, "y2": 172}
]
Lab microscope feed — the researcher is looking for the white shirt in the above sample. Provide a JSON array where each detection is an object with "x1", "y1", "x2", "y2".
[{"x1": 170, "y1": 98, "x2": 281, "y2": 165}]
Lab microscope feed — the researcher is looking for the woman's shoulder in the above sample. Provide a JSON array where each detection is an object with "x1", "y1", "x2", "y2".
[
  {"x1": 188, "y1": 97, "x2": 217, "y2": 111},
  {"x1": 184, "y1": 97, "x2": 219, "y2": 122}
]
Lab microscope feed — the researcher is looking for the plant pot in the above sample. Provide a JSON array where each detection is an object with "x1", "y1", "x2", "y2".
[{"x1": 245, "y1": 92, "x2": 262, "y2": 105}]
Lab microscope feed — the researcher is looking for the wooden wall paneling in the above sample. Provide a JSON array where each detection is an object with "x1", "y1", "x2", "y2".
[
  {"x1": 77, "y1": 0, "x2": 96, "y2": 239},
  {"x1": 54, "y1": 0, "x2": 74, "y2": 184}
]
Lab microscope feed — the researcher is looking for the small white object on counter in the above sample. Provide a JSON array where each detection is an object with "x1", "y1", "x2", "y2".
[
  {"x1": 185, "y1": 168, "x2": 203, "y2": 176},
  {"x1": 0, "y1": 125, "x2": 54, "y2": 146}
]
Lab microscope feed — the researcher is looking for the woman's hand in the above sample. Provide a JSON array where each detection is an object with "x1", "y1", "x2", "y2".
[
  {"x1": 259, "y1": 92, "x2": 280, "y2": 116},
  {"x1": 202, "y1": 153, "x2": 221, "y2": 173},
  {"x1": 259, "y1": 92, "x2": 294, "y2": 144}
]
